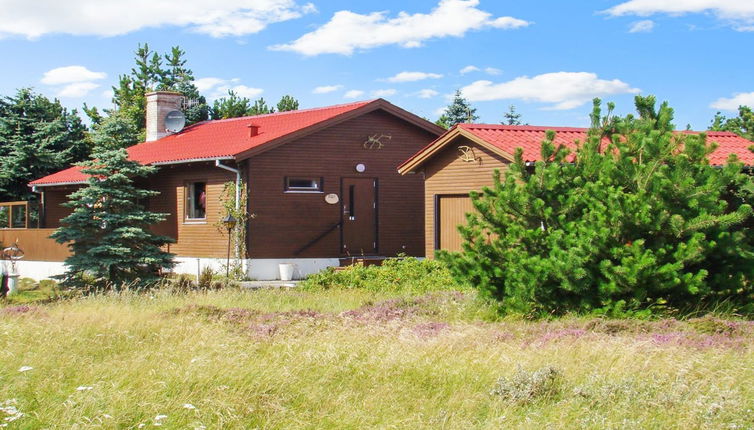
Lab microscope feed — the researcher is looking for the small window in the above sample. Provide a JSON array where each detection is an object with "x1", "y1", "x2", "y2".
[
  {"x1": 285, "y1": 177, "x2": 322, "y2": 192},
  {"x1": 186, "y1": 182, "x2": 207, "y2": 220},
  {"x1": 11, "y1": 205, "x2": 26, "y2": 228}
]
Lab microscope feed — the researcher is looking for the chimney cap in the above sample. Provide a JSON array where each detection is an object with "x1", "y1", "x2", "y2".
[{"x1": 145, "y1": 90, "x2": 183, "y2": 97}]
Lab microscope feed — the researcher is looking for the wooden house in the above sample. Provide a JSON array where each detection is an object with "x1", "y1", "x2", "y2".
[
  {"x1": 19, "y1": 93, "x2": 443, "y2": 280},
  {"x1": 398, "y1": 124, "x2": 754, "y2": 257}
]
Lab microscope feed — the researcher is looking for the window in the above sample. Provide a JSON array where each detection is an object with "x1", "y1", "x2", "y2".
[
  {"x1": 186, "y1": 182, "x2": 207, "y2": 220},
  {"x1": 11, "y1": 205, "x2": 26, "y2": 228},
  {"x1": 285, "y1": 177, "x2": 322, "y2": 193},
  {"x1": 0, "y1": 202, "x2": 28, "y2": 229}
]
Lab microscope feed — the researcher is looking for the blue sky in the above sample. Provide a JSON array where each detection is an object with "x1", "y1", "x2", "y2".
[{"x1": 0, "y1": 0, "x2": 752, "y2": 129}]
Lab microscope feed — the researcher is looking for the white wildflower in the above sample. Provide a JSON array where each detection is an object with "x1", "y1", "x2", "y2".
[
  {"x1": 17, "y1": 366, "x2": 32, "y2": 373},
  {"x1": 183, "y1": 404, "x2": 196, "y2": 410},
  {"x1": 137, "y1": 424, "x2": 145, "y2": 429},
  {"x1": 76, "y1": 386, "x2": 93, "y2": 391}
]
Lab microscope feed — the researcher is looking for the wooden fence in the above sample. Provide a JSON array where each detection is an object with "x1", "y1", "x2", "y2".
[{"x1": 0, "y1": 229, "x2": 69, "y2": 262}]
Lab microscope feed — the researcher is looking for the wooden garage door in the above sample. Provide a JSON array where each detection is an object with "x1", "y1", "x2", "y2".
[{"x1": 436, "y1": 195, "x2": 474, "y2": 252}]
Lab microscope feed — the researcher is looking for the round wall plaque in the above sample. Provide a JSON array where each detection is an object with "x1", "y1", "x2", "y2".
[
  {"x1": 325, "y1": 193, "x2": 340, "y2": 204},
  {"x1": 355, "y1": 163, "x2": 366, "y2": 173}
]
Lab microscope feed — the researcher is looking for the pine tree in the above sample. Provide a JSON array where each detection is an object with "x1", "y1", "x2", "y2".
[
  {"x1": 440, "y1": 96, "x2": 754, "y2": 314},
  {"x1": 439, "y1": 90, "x2": 478, "y2": 127},
  {"x1": 502, "y1": 105, "x2": 522, "y2": 125},
  {"x1": 210, "y1": 90, "x2": 252, "y2": 120},
  {"x1": 710, "y1": 106, "x2": 754, "y2": 141},
  {"x1": 276, "y1": 95, "x2": 299, "y2": 112},
  {"x1": 0, "y1": 88, "x2": 89, "y2": 201},
  {"x1": 51, "y1": 148, "x2": 174, "y2": 289},
  {"x1": 110, "y1": 43, "x2": 209, "y2": 139},
  {"x1": 248, "y1": 97, "x2": 274, "y2": 116}
]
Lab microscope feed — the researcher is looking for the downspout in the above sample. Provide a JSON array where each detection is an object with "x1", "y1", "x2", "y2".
[
  {"x1": 215, "y1": 160, "x2": 241, "y2": 211},
  {"x1": 215, "y1": 160, "x2": 243, "y2": 265}
]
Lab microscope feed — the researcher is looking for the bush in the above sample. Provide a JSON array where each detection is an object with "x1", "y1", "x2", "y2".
[
  {"x1": 441, "y1": 96, "x2": 754, "y2": 315},
  {"x1": 300, "y1": 257, "x2": 464, "y2": 294},
  {"x1": 198, "y1": 267, "x2": 215, "y2": 290}
]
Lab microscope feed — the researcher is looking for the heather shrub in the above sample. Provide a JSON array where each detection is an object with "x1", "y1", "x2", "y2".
[{"x1": 490, "y1": 366, "x2": 561, "y2": 403}]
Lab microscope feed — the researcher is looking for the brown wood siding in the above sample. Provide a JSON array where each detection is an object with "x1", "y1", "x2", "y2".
[
  {"x1": 0, "y1": 228, "x2": 70, "y2": 261},
  {"x1": 422, "y1": 137, "x2": 510, "y2": 257},
  {"x1": 40, "y1": 164, "x2": 235, "y2": 259},
  {"x1": 247, "y1": 109, "x2": 436, "y2": 258},
  {"x1": 145, "y1": 163, "x2": 235, "y2": 258}
]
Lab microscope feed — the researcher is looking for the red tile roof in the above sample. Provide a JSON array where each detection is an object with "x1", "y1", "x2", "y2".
[
  {"x1": 31, "y1": 100, "x2": 375, "y2": 186},
  {"x1": 399, "y1": 124, "x2": 754, "y2": 173}
]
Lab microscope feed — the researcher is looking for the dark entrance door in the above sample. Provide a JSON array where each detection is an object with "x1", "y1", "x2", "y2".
[{"x1": 341, "y1": 177, "x2": 377, "y2": 255}]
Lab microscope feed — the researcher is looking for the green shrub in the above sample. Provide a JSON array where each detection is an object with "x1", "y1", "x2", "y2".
[
  {"x1": 300, "y1": 257, "x2": 464, "y2": 294},
  {"x1": 441, "y1": 96, "x2": 754, "y2": 315}
]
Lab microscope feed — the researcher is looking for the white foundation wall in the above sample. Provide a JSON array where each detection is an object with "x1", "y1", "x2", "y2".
[{"x1": 8, "y1": 258, "x2": 340, "y2": 281}]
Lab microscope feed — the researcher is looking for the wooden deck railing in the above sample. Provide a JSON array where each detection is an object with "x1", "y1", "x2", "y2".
[{"x1": 0, "y1": 229, "x2": 70, "y2": 262}]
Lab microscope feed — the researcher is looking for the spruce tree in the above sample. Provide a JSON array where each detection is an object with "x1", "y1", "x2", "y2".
[
  {"x1": 502, "y1": 105, "x2": 523, "y2": 125},
  {"x1": 441, "y1": 96, "x2": 754, "y2": 314},
  {"x1": 248, "y1": 97, "x2": 274, "y2": 115},
  {"x1": 0, "y1": 88, "x2": 89, "y2": 201},
  {"x1": 439, "y1": 90, "x2": 478, "y2": 127},
  {"x1": 51, "y1": 148, "x2": 174, "y2": 289}
]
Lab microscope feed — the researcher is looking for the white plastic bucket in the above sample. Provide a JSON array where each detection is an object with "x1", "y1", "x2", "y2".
[{"x1": 279, "y1": 263, "x2": 295, "y2": 281}]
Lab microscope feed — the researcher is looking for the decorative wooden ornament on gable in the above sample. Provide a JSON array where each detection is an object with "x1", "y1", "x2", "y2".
[
  {"x1": 363, "y1": 133, "x2": 391, "y2": 150},
  {"x1": 457, "y1": 145, "x2": 481, "y2": 163}
]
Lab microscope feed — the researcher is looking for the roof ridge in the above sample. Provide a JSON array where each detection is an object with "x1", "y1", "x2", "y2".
[
  {"x1": 206, "y1": 99, "x2": 376, "y2": 124},
  {"x1": 461, "y1": 123, "x2": 590, "y2": 132}
]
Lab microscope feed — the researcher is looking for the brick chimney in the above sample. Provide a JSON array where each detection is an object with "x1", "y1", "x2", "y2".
[{"x1": 145, "y1": 91, "x2": 183, "y2": 142}]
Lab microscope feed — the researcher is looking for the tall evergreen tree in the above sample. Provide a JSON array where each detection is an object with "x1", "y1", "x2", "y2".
[
  {"x1": 276, "y1": 95, "x2": 299, "y2": 112},
  {"x1": 0, "y1": 88, "x2": 89, "y2": 201},
  {"x1": 90, "y1": 112, "x2": 140, "y2": 151},
  {"x1": 111, "y1": 43, "x2": 208, "y2": 139},
  {"x1": 51, "y1": 147, "x2": 174, "y2": 289},
  {"x1": 438, "y1": 90, "x2": 478, "y2": 128}
]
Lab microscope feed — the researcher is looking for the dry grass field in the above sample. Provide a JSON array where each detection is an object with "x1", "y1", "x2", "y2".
[{"x1": 1, "y1": 287, "x2": 752, "y2": 429}]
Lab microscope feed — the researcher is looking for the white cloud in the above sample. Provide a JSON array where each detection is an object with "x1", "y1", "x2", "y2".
[
  {"x1": 270, "y1": 0, "x2": 530, "y2": 56},
  {"x1": 232, "y1": 85, "x2": 264, "y2": 98},
  {"x1": 460, "y1": 65, "x2": 480, "y2": 74},
  {"x1": 484, "y1": 67, "x2": 502, "y2": 75},
  {"x1": 0, "y1": 0, "x2": 315, "y2": 39},
  {"x1": 312, "y1": 85, "x2": 343, "y2": 94},
  {"x1": 604, "y1": 1, "x2": 754, "y2": 31},
  {"x1": 344, "y1": 90, "x2": 365, "y2": 99},
  {"x1": 417, "y1": 89, "x2": 439, "y2": 98},
  {"x1": 372, "y1": 89, "x2": 397, "y2": 97},
  {"x1": 385, "y1": 71, "x2": 443, "y2": 83},
  {"x1": 102, "y1": 88, "x2": 114, "y2": 100},
  {"x1": 628, "y1": 19, "x2": 655, "y2": 33},
  {"x1": 57, "y1": 82, "x2": 100, "y2": 98},
  {"x1": 710, "y1": 91, "x2": 754, "y2": 111},
  {"x1": 194, "y1": 77, "x2": 232, "y2": 92},
  {"x1": 41, "y1": 65, "x2": 106, "y2": 85},
  {"x1": 460, "y1": 72, "x2": 640, "y2": 110},
  {"x1": 196, "y1": 77, "x2": 262, "y2": 100}
]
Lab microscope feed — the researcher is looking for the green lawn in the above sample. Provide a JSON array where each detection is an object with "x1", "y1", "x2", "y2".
[{"x1": 1, "y1": 288, "x2": 752, "y2": 429}]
